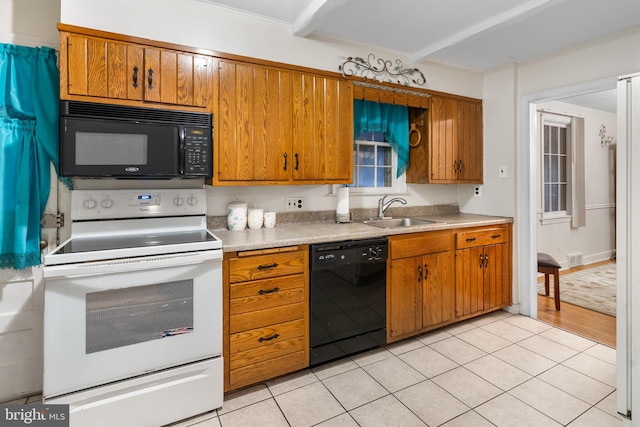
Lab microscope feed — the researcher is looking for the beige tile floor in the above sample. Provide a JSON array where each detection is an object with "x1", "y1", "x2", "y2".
[{"x1": 8, "y1": 311, "x2": 622, "y2": 427}]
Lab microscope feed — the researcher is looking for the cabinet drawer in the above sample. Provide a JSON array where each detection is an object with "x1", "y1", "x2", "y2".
[
  {"x1": 229, "y1": 250, "x2": 305, "y2": 283},
  {"x1": 230, "y1": 319, "x2": 305, "y2": 370},
  {"x1": 230, "y1": 319, "x2": 305, "y2": 354},
  {"x1": 229, "y1": 351, "x2": 306, "y2": 390},
  {"x1": 230, "y1": 302, "x2": 305, "y2": 334},
  {"x1": 230, "y1": 275, "x2": 305, "y2": 315},
  {"x1": 390, "y1": 230, "x2": 452, "y2": 259},
  {"x1": 455, "y1": 226, "x2": 508, "y2": 249}
]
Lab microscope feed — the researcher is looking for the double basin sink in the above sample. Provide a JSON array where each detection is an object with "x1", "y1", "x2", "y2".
[{"x1": 362, "y1": 217, "x2": 445, "y2": 229}]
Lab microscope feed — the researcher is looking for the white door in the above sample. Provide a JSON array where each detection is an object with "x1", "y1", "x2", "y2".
[
  {"x1": 616, "y1": 73, "x2": 640, "y2": 422},
  {"x1": 0, "y1": 266, "x2": 44, "y2": 401},
  {"x1": 0, "y1": 168, "x2": 69, "y2": 401}
]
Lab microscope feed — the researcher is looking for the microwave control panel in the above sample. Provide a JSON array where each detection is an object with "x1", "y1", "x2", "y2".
[{"x1": 183, "y1": 127, "x2": 211, "y2": 176}]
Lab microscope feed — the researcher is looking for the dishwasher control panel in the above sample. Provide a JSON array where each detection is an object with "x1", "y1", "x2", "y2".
[{"x1": 310, "y1": 238, "x2": 388, "y2": 270}]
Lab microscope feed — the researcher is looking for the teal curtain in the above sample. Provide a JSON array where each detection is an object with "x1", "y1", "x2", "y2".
[
  {"x1": 354, "y1": 99, "x2": 409, "y2": 177},
  {"x1": 0, "y1": 44, "x2": 68, "y2": 270}
]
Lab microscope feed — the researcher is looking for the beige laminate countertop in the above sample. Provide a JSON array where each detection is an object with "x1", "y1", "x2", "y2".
[{"x1": 211, "y1": 212, "x2": 513, "y2": 253}]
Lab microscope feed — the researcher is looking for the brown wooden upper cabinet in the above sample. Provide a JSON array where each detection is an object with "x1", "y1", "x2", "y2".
[
  {"x1": 408, "y1": 95, "x2": 483, "y2": 184},
  {"x1": 61, "y1": 32, "x2": 212, "y2": 109},
  {"x1": 212, "y1": 59, "x2": 353, "y2": 185}
]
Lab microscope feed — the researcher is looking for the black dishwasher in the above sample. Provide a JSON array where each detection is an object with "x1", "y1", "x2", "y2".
[{"x1": 309, "y1": 237, "x2": 388, "y2": 366}]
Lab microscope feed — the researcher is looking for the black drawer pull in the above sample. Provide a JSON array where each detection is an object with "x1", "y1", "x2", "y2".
[
  {"x1": 257, "y1": 262, "x2": 278, "y2": 270},
  {"x1": 258, "y1": 333, "x2": 280, "y2": 342},
  {"x1": 283, "y1": 153, "x2": 288, "y2": 171},
  {"x1": 466, "y1": 237, "x2": 476, "y2": 242},
  {"x1": 491, "y1": 234, "x2": 501, "y2": 239},
  {"x1": 258, "y1": 287, "x2": 279, "y2": 295},
  {"x1": 147, "y1": 68, "x2": 154, "y2": 89}
]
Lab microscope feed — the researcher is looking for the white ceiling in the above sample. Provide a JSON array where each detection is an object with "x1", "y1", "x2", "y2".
[{"x1": 195, "y1": 0, "x2": 639, "y2": 111}]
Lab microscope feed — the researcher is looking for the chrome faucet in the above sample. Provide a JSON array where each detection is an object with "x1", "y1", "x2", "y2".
[{"x1": 377, "y1": 195, "x2": 407, "y2": 219}]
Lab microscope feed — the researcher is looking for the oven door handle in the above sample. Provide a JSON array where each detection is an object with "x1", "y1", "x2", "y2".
[{"x1": 43, "y1": 251, "x2": 222, "y2": 279}]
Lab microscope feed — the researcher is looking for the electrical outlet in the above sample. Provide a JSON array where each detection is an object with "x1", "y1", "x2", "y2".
[
  {"x1": 286, "y1": 197, "x2": 304, "y2": 210},
  {"x1": 473, "y1": 186, "x2": 482, "y2": 197}
]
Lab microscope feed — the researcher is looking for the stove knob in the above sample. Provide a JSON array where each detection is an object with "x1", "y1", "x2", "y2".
[
  {"x1": 187, "y1": 196, "x2": 198, "y2": 206},
  {"x1": 101, "y1": 198, "x2": 113, "y2": 209},
  {"x1": 174, "y1": 197, "x2": 184, "y2": 206},
  {"x1": 83, "y1": 198, "x2": 97, "y2": 209}
]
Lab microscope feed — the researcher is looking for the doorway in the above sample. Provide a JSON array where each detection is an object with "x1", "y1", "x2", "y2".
[
  {"x1": 518, "y1": 77, "x2": 617, "y2": 319},
  {"x1": 534, "y1": 92, "x2": 617, "y2": 330}
]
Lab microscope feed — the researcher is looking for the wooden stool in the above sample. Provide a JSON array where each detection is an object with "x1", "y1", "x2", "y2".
[{"x1": 538, "y1": 252, "x2": 561, "y2": 310}]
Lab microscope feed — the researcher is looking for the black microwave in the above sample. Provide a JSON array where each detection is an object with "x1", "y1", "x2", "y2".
[{"x1": 59, "y1": 101, "x2": 213, "y2": 178}]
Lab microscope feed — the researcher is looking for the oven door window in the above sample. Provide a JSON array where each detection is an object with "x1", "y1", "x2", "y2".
[{"x1": 86, "y1": 279, "x2": 193, "y2": 354}]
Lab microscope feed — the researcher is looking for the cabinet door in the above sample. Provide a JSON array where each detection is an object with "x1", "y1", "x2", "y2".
[
  {"x1": 65, "y1": 34, "x2": 141, "y2": 100},
  {"x1": 455, "y1": 246, "x2": 485, "y2": 318},
  {"x1": 482, "y1": 243, "x2": 510, "y2": 311},
  {"x1": 388, "y1": 257, "x2": 422, "y2": 340},
  {"x1": 422, "y1": 251, "x2": 454, "y2": 328},
  {"x1": 215, "y1": 60, "x2": 293, "y2": 183},
  {"x1": 458, "y1": 100, "x2": 483, "y2": 182},
  {"x1": 292, "y1": 73, "x2": 353, "y2": 182},
  {"x1": 429, "y1": 96, "x2": 458, "y2": 182}
]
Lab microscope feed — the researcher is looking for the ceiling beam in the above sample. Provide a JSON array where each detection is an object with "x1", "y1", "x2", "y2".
[
  {"x1": 292, "y1": 0, "x2": 347, "y2": 37},
  {"x1": 410, "y1": 0, "x2": 566, "y2": 63}
]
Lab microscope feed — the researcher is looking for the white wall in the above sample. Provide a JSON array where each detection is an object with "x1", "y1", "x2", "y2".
[
  {"x1": 0, "y1": 0, "x2": 59, "y2": 47},
  {"x1": 535, "y1": 101, "x2": 616, "y2": 268}
]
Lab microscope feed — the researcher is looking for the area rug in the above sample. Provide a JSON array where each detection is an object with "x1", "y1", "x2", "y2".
[{"x1": 538, "y1": 262, "x2": 617, "y2": 317}]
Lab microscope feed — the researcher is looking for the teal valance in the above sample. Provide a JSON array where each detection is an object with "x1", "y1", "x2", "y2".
[{"x1": 354, "y1": 99, "x2": 409, "y2": 177}]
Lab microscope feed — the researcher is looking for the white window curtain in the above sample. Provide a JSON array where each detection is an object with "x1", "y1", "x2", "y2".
[{"x1": 567, "y1": 116, "x2": 586, "y2": 228}]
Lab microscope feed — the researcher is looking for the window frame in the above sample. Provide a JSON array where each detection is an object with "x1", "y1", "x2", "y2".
[
  {"x1": 540, "y1": 113, "x2": 572, "y2": 222},
  {"x1": 345, "y1": 133, "x2": 407, "y2": 196}
]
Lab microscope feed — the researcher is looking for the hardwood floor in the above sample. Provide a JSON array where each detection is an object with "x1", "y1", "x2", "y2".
[{"x1": 536, "y1": 260, "x2": 617, "y2": 348}]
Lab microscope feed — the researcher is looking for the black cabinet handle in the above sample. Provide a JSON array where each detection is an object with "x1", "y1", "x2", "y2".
[
  {"x1": 147, "y1": 68, "x2": 154, "y2": 89},
  {"x1": 258, "y1": 333, "x2": 280, "y2": 342},
  {"x1": 454, "y1": 160, "x2": 459, "y2": 172},
  {"x1": 459, "y1": 161, "x2": 464, "y2": 172},
  {"x1": 417, "y1": 265, "x2": 423, "y2": 282},
  {"x1": 479, "y1": 254, "x2": 484, "y2": 268},
  {"x1": 484, "y1": 254, "x2": 489, "y2": 267},
  {"x1": 491, "y1": 234, "x2": 501, "y2": 239},
  {"x1": 283, "y1": 153, "x2": 288, "y2": 171},
  {"x1": 295, "y1": 153, "x2": 299, "y2": 171},
  {"x1": 466, "y1": 237, "x2": 476, "y2": 242},
  {"x1": 424, "y1": 263, "x2": 429, "y2": 280},
  {"x1": 258, "y1": 287, "x2": 279, "y2": 295},
  {"x1": 257, "y1": 262, "x2": 278, "y2": 270},
  {"x1": 132, "y1": 66, "x2": 139, "y2": 89}
]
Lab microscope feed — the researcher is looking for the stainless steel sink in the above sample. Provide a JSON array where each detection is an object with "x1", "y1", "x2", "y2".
[{"x1": 362, "y1": 217, "x2": 443, "y2": 229}]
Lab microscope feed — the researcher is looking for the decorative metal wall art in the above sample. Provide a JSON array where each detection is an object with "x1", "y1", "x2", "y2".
[{"x1": 339, "y1": 54, "x2": 427, "y2": 87}]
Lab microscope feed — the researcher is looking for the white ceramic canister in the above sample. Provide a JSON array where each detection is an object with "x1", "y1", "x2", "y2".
[
  {"x1": 263, "y1": 211, "x2": 277, "y2": 228},
  {"x1": 247, "y1": 207, "x2": 264, "y2": 229},
  {"x1": 227, "y1": 201, "x2": 248, "y2": 231}
]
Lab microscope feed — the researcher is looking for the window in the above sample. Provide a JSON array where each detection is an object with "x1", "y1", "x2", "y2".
[
  {"x1": 539, "y1": 112, "x2": 585, "y2": 227},
  {"x1": 542, "y1": 118, "x2": 568, "y2": 214},
  {"x1": 348, "y1": 131, "x2": 406, "y2": 194}
]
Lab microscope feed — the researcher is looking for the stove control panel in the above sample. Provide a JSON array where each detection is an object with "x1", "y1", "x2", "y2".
[{"x1": 70, "y1": 189, "x2": 207, "y2": 220}]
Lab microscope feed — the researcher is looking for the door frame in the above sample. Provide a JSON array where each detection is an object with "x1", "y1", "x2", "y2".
[{"x1": 519, "y1": 76, "x2": 617, "y2": 317}]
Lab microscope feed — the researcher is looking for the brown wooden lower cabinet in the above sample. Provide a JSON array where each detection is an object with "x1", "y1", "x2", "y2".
[
  {"x1": 455, "y1": 224, "x2": 512, "y2": 319},
  {"x1": 387, "y1": 230, "x2": 455, "y2": 343},
  {"x1": 224, "y1": 246, "x2": 309, "y2": 392},
  {"x1": 222, "y1": 224, "x2": 512, "y2": 390},
  {"x1": 388, "y1": 224, "x2": 512, "y2": 343}
]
